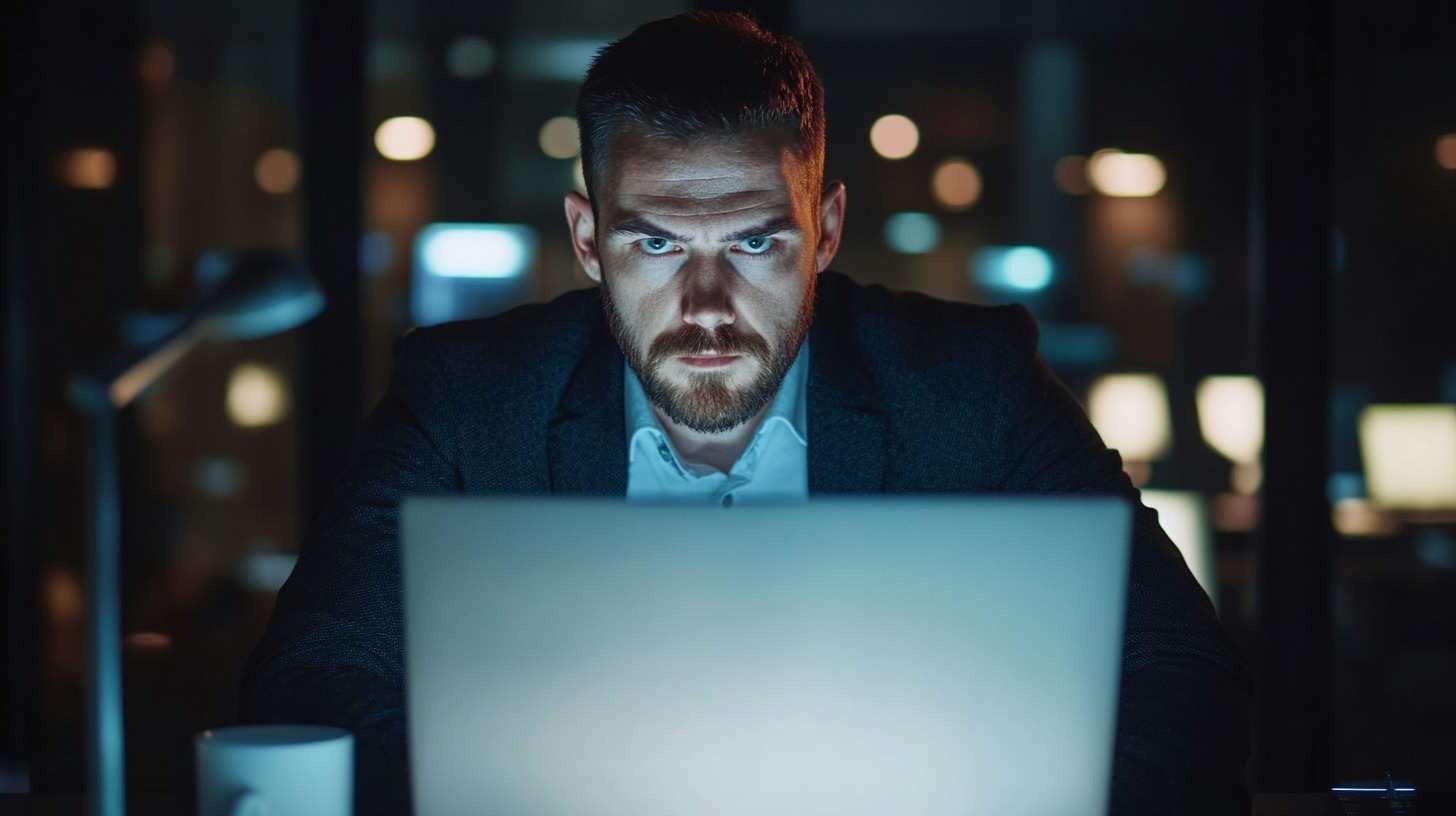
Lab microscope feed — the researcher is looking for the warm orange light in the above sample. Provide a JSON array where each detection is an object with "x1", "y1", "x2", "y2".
[
  {"x1": 931, "y1": 157, "x2": 982, "y2": 210},
  {"x1": 375, "y1": 116, "x2": 436, "y2": 161},
  {"x1": 138, "y1": 42, "x2": 174, "y2": 84},
  {"x1": 1088, "y1": 149, "x2": 1166, "y2": 197},
  {"x1": 538, "y1": 116, "x2": 579, "y2": 159},
  {"x1": 61, "y1": 148, "x2": 117, "y2": 189},
  {"x1": 1437, "y1": 134, "x2": 1456, "y2": 171},
  {"x1": 869, "y1": 114, "x2": 919, "y2": 160},
  {"x1": 254, "y1": 148, "x2": 301, "y2": 194}
]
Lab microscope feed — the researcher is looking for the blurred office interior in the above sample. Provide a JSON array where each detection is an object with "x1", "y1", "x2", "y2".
[{"x1": 3, "y1": 0, "x2": 1455, "y2": 800}]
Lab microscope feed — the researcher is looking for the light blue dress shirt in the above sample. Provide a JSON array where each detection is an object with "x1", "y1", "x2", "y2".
[{"x1": 625, "y1": 343, "x2": 809, "y2": 507}]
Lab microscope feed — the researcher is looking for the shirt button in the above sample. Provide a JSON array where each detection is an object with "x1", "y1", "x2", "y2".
[
  {"x1": 658, "y1": 442, "x2": 672, "y2": 463},
  {"x1": 722, "y1": 493, "x2": 734, "y2": 508}
]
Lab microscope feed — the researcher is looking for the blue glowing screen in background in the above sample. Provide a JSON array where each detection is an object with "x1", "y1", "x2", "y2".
[
  {"x1": 883, "y1": 212, "x2": 941, "y2": 255},
  {"x1": 412, "y1": 223, "x2": 537, "y2": 326},
  {"x1": 972, "y1": 246, "x2": 1055, "y2": 292}
]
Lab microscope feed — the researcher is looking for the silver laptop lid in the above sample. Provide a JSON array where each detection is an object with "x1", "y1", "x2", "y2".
[{"x1": 402, "y1": 496, "x2": 1131, "y2": 816}]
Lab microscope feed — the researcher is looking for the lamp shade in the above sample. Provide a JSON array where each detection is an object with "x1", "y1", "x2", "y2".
[{"x1": 193, "y1": 250, "x2": 325, "y2": 341}]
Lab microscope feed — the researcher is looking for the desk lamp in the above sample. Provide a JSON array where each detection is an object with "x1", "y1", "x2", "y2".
[{"x1": 69, "y1": 250, "x2": 324, "y2": 816}]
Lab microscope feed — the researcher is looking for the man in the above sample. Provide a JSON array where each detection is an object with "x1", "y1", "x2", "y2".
[{"x1": 242, "y1": 11, "x2": 1251, "y2": 815}]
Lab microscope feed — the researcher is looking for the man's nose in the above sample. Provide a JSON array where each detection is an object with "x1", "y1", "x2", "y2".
[{"x1": 680, "y1": 256, "x2": 736, "y2": 330}]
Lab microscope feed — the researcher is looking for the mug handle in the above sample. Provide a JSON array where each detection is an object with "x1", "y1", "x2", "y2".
[{"x1": 229, "y1": 788, "x2": 270, "y2": 816}]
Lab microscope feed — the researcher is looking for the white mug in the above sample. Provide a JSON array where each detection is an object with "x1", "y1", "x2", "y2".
[{"x1": 195, "y1": 724, "x2": 354, "y2": 816}]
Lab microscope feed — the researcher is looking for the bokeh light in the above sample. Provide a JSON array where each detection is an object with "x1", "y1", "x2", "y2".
[
  {"x1": 883, "y1": 212, "x2": 941, "y2": 254},
  {"x1": 572, "y1": 158, "x2": 587, "y2": 194},
  {"x1": 61, "y1": 148, "x2": 117, "y2": 189},
  {"x1": 445, "y1": 36, "x2": 497, "y2": 79},
  {"x1": 1087, "y1": 374, "x2": 1172, "y2": 462},
  {"x1": 137, "y1": 41, "x2": 174, "y2": 84},
  {"x1": 538, "y1": 116, "x2": 580, "y2": 159},
  {"x1": 254, "y1": 148, "x2": 301, "y2": 194},
  {"x1": 1054, "y1": 155, "x2": 1092, "y2": 195},
  {"x1": 418, "y1": 224, "x2": 532, "y2": 279},
  {"x1": 973, "y1": 246, "x2": 1054, "y2": 292},
  {"x1": 1196, "y1": 376, "x2": 1264, "y2": 465},
  {"x1": 375, "y1": 116, "x2": 436, "y2": 161},
  {"x1": 869, "y1": 114, "x2": 919, "y2": 160},
  {"x1": 226, "y1": 362, "x2": 290, "y2": 428},
  {"x1": 931, "y1": 158, "x2": 982, "y2": 210},
  {"x1": 1437, "y1": 134, "x2": 1456, "y2": 171},
  {"x1": 1087, "y1": 149, "x2": 1166, "y2": 197}
]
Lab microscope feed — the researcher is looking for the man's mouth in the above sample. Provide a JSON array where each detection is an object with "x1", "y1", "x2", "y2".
[{"x1": 676, "y1": 352, "x2": 740, "y2": 369}]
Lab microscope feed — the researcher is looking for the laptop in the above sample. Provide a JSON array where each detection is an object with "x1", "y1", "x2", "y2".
[{"x1": 401, "y1": 496, "x2": 1132, "y2": 816}]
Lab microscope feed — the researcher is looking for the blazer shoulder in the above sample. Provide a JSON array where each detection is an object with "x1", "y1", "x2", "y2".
[
  {"x1": 394, "y1": 287, "x2": 602, "y2": 378},
  {"x1": 816, "y1": 270, "x2": 1039, "y2": 367}
]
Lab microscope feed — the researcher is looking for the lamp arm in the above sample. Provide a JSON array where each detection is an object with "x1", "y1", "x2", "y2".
[
  {"x1": 68, "y1": 317, "x2": 205, "y2": 816},
  {"x1": 73, "y1": 321, "x2": 204, "y2": 412}
]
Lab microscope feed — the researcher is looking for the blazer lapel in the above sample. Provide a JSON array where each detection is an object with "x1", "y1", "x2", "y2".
[{"x1": 547, "y1": 324, "x2": 629, "y2": 497}]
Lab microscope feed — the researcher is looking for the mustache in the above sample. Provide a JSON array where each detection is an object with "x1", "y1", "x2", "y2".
[{"x1": 646, "y1": 324, "x2": 770, "y2": 365}]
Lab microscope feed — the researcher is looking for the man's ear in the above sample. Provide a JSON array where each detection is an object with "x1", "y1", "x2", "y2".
[
  {"x1": 815, "y1": 181, "x2": 847, "y2": 273},
  {"x1": 564, "y1": 191, "x2": 602, "y2": 282}
]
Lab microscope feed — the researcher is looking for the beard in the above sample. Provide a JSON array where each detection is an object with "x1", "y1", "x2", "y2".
[{"x1": 602, "y1": 276, "x2": 815, "y2": 434}]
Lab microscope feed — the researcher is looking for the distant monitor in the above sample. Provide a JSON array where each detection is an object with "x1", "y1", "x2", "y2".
[{"x1": 411, "y1": 223, "x2": 536, "y2": 326}]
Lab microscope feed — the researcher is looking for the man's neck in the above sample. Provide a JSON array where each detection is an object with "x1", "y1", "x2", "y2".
[{"x1": 652, "y1": 404, "x2": 770, "y2": 475}]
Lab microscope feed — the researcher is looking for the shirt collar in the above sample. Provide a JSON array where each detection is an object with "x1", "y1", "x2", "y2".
[{"x1": 625, "y1": 340, "x2": 810, "y2": 464}]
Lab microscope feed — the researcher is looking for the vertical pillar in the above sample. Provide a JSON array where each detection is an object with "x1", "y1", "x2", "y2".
[
  {"x1": 301, "y1": 0, "x2": 367, "y2": 523},
  {"x1": 1252, "y1": 0, "x2": 1334, "y2": 793}
]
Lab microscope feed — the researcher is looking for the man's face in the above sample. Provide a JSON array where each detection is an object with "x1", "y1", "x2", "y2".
[{"x1": 565, "y1": 128, "x2": 846, "y2": 434}]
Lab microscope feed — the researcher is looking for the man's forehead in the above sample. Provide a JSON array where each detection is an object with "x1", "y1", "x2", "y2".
[{"x1": 600, "y1": 129, "x2": 813, "y2": 212}]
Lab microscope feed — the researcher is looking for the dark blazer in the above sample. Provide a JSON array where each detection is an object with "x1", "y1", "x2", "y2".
[{"x1": 242, "y1": 271, "x2": 1251, "y2": 815}]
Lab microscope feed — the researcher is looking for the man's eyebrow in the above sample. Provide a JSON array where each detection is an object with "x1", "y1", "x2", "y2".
[
  {"x1": 722, "y1": 217, "x2": 800, "y2": 243},
  {"x1": 608, "y1": 217, "x2": 686, "y2": 242}
]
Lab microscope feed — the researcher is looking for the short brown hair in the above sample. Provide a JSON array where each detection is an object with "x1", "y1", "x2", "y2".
[{"x1": 575, "y1": 11, "x2": 825, "y2": 202}]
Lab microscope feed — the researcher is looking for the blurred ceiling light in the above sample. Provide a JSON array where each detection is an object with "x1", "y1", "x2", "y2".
[
  {"x1": 226, "y1": 362, "x2": 290, "y2": 428},
  {"x1": 883, "y1": 212, "x2": 941, "y2": 254},
  {"x1": 1087, "y1": 374, "x2": 1172, "y2": 463},
  {"x1": 538, "y1": 116, "x2": 580, "y2": 159},
  {"x1": 1054, "y1": 155, "x2": 1092, "y2": 195},
  {"x1": 1088, "y1": 148, "x2": 1166, "y2": 197},
  {"x1": 1359, "y1": 404, "x2": 1456, "y2": 511},
  {"x1": 1437, "y1": 134, "x2": 1456, "y2": 171},
  {"x1": 445, "y1": 36, "x2": 497, "y2": 79},
  {"x1": 972, "y1": 246, "x2": 1054, "y2": 292},
  {"x1": 137, "y1": 42, "x2": 174, "y2": 84},
  {"x1": 1140, "y1": 490, "x2": 1216, "y2": 605},
  {"x1": 931, "y1": 157, "x2": 982, "y2": 210},
  {"x1": 870, "y1": 114, "x2": 919, "y2": 160},
  {"x1": 375, "y1": 116, "x2": 436, "y2": 161},
  {"x1": 254, "y1": 148, "x2": 301, "y2": 194},
  {"x1": 418, "y1": 223, "x2": 532, "y2": 279},
  {"x1": 61, "y1": 148, "x2": 117, "y2": 190}
]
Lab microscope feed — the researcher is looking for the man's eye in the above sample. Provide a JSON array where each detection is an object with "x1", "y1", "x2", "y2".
[
  {"x1": 639, "y1": 237, "x2": 675, "y2": 255},
  {"x1": 738, "y1": 235, "x2": 773, "y2": 255}
]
